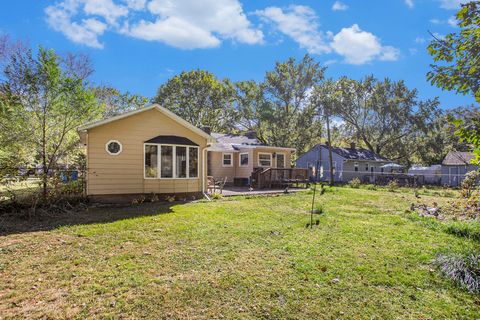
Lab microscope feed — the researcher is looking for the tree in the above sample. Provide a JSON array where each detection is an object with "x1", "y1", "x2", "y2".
[
  {"x1": 153, "y1": 70, "x2": 237, "y2": 132},
  {"x1": 92, "y1": 85, "x2": 148, "y2": 118},
  {"x1": 427, "y1": 1, "x2": 480, "y2": 164},
  {"x1": 310, "y1": 80, "x2": 339, "y2": 185},
  {"x1": 332, "y1": 76, "x2": 440, "y2": 165},
  {"x1": 259, "y1": 54, "x2": 325, "y2": 154},
  {"x1": 0, "y1": 47, "x2": 100, "y2": 198}
]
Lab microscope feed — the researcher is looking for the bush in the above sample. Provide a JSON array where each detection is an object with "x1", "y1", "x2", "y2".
[
  {"x1": 460, "y1": 171, "x2": 480, "y2": 198},
  {"x1": 366, "y1": 184, "x2": 377, "y2": 190},
  {"x1": 387, "y1": 179, "x2": 399, "y2": 192},
  {"x1": 211, "y1": 193, "x2": 223, "y2": 200},
  {"x1": 348, "y1": 178, "x2": 361, "y2": 188},
  {"x1": 434, "y1": 252, "x2": 480, "y2": 292}
]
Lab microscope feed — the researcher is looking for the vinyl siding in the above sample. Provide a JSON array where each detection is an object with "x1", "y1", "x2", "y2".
[{"x1": 86, "y1": 108, "x2": 208, "y2": 195}]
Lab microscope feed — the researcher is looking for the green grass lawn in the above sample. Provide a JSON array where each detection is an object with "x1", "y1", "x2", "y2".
[{"x1": 1, "y1": 187, "x2": 479, "y2": 319}]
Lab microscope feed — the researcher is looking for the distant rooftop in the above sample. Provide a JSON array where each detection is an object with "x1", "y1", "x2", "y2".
[
  {"x1": 442, "y1": 151, "x2": 476, "y2": 166},
  {"x1": 320, "y1": 144, "x2": 390, "y2": 162}
]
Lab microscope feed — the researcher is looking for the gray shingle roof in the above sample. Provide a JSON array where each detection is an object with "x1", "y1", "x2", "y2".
[
  {"x1": 442, "y1": 151, "x2": 476, "y2": 165},
  {"x1": 321, "y1": 144, "x2": 390, "y2": 162},
  {"x1": 211, "y1": 133, "x2": 262, "y2": 145}
]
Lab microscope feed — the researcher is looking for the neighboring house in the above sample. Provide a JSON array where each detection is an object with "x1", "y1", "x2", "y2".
[
  {"x1": 77, "y1": 104, "x2": 216, "y2": 202},
  {"x1": 296, "y1": 143, "x2": 392, "y2": 183},
  {"x1": 207, "y1": 132, "x2": 295, "y2": 186},
  {"x1": 441, "y1": 151, "x2": 478, "y2": 187},
  {"x1": 408, "y1": 165, "x2": 442, "y2": 185}
]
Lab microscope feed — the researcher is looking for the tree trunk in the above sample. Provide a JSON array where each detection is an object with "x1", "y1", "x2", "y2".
[{"x1": 326, "y1": 113, "x2": 335, "y2": 186}]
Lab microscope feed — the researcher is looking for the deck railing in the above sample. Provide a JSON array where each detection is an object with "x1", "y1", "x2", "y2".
[{"x1": 251, "y1": 167, "x2": 309, "y2": 189}]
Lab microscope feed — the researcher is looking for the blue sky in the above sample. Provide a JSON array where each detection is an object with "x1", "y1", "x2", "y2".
[{"x1": 0, "y1": 0, "x2": 475, "y2": 109}]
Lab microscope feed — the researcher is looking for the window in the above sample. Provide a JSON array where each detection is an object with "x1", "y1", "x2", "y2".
[
  {"x1": 144, "y1": 145, "x2": 158, "y2": 178},
  {"x1": 223, "y1": 153, "x2": 233, "y2": 167},
  {"x1": 276, "y1": 153, "x2": 285, "y2": 168},
  {"x1": 239, "y1": 152, "x2": 249, "y2": 166},
  {"x1": 365, "y1": 163, "x2": 369, "y2": 171},
  {"x1": 144, "y1": 144, "x2": 199, "y2": 179},
  {"x1": 354, "y1": 162, "x2": 359, "y2": 172},
  {"x1": 161, "y1": 146, "x2": 173, "y2": 178},
  {"x1": 106, "y1": 140, "x2": 122, "y2": 155},
  {"x1": 370, "y1": 166, "x2": 374, "y2": 173},
  {"x1": 258, "y1": 153, "x2": 272, "y2": 167}
]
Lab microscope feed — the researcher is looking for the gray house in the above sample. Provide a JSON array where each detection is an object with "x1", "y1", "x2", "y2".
[
  {"x1": 296, "y1": 143, "x2": 391, "y2": 183},
  {"x1": 441, "y1": 151, "x2": 478, "y2": 187}
]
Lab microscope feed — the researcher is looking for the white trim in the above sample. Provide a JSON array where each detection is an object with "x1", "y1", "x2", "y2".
[
  {"x1": 222, "y1": 152, "x2": 234, "y2": 167},
  {"x1": 258, "y1": 152, "x2": 272, "y2": 167},
  {"x1": 239, "y1": 152, "x2": 249, "y2": 167},
  {"x1": 143, "y1": 142, "x2": 199, "y2": 180},
  {"x1": 78, "y1": 104, "x2": 216, "y2": 143},
  {"x1": 276, "y1": 152, "x2": 286, "y2": 168},
  {"x1": 105, "y1": 140, "x2": 122, "y2": 156}
]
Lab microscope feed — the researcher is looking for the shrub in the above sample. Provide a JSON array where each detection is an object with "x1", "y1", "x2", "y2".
[
  {"x1": 211, "y1": 193, "x2": 223, "y2": 200},
  {"x1": 460, "y1": 171, "x2": 480, "y2": 198},
  {"x1": 366, "y1": 184, "x2": 377, "y2": 191},
  {"x1": 387, "y1": 179, "x2": 399, "y2": 192},
  {"x1": 434, "y1": 252, "x2": 480, "y2": 292},
  {"x1": 348, "y1": 178, "x2": 361, "y2": 188}
]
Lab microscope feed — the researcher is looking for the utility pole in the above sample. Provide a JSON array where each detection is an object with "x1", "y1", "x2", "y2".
[{"x1": 325, "y1": 110, "x2": 335, "y2": 186}]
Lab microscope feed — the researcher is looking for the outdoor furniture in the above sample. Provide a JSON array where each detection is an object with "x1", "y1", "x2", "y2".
[{"x1": 207, "y1": 176, "x2": 228, "y2": 194}]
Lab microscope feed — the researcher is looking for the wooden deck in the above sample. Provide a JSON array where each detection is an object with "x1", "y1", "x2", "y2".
[
  {"x1": 221, "y1": 187, "x2": 304, "y2": 197},
  {"x1": 251, "y1": 167, "x2": 309, "y2": 189}
]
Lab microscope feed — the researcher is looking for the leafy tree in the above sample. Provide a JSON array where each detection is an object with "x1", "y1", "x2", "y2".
[
  {"x1": 153, "y1": 70, "x2": 237, "y2": 132},
  {"x1": 259, "y1": 54, "x2": 325, "y2": 154},
  {"x1": 427, "y1": 1, "x2": 480, "y2": 164},
  {"x1": 332, "y1": 76, "x2": 440, "y2": 165},
  {"x1": 0, "y1": 47, "x2": 100, "y2": 198},
  {"x1": 92, "y1": 85, "x2": 148, "y2": 118}
]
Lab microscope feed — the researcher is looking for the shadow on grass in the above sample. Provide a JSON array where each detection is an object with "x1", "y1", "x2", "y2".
[{"x1": 0, "y1": 201, "x2": 178, "y2": 237}]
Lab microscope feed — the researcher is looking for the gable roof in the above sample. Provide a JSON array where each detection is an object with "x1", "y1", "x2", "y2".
[
  {"x1": 320, "y1": 144, "x2": 390, "y2": 162},
  {"x1": 442, "y1": 151, "x2": 476, "y2": 166},
  {"x1": 77, "y1": 104, "x2": 216, "y2": 143}
]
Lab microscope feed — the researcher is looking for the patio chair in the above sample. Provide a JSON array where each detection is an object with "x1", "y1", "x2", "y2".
[
  {"x1": 217, "y1": 177, "x2": 228, "y2": 194},
  {"x1": 207, "y1": 176, "x2": 217, "y2": 194}
]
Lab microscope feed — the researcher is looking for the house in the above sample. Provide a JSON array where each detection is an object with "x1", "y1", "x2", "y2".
[
  {"x1": 408, "y1": 165, "x2": 442, "y2": 185},
  {"x1": 441, "y1": 151, "x2": 478, "y2": 187},
  {"x1": 296, "y1": 143, "x2": 392, "y2": 183},
  {"x1": 77, "y1": 104, "x2": 216, "y2": 202},
  {"x1": 206, "y1": 132, "x2": 297, "y2": 187}
]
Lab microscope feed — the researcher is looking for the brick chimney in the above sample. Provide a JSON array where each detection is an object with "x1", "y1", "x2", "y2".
[
  {"x1": 350, "y1": 142, "x2": 356, "y2": 150},
  {"x1": 245, "y1": 130, "x2": 257, "y2": 140}
]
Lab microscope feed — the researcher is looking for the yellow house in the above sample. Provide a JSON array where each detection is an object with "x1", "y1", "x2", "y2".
[{"x1": 78, "y1": 104, "x2": 215, "y2": 202}]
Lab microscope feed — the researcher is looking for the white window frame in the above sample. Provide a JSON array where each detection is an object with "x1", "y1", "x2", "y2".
[
  {"x1": 239, "y1": 152, "x2": 249, "y2": 167},
  {"x1": 143, "y1": 143, "x2": 199, "y2": 180},
  {"x1": 222, "y1": 152, "x2": 233, "y2": 167},
  {"x1": 258, "y1": 152, "x2": 272, "y2": 167},
  {"x1": 276, "y1": 152, "x2": 286, "y2": 168},
  {"x1": 106, "y1": 140, "x2": 122, "y2": 156},
  {"x1": 365, "y1": 162, "x2": 369, "y2": 172},
  {"x1": 354, "y1": 162, "x2": 359, "y2": 172}
]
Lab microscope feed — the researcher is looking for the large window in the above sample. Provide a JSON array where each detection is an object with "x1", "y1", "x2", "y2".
[
  {"x1": 145, "y1": 145, "x2": 158, "y2": 178},
  {"x1": 239, "y1": 152, "x2": 249, "y2": 166},
  {"x1": 161, "y1": 146, "x2": 173, "y2": 178},
  {"x1": 144, "y1": 144, "x2": 198, "y2": 179},
  {"x1": 258, "y1": 153, "x2": 272, "y2": 167}
]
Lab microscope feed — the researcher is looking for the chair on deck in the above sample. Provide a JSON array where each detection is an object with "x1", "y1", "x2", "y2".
[{"x1": 207, "y1": 176, "x2": 228, "y2": 194}]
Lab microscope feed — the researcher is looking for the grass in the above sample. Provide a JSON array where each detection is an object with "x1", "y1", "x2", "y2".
[{"x1": 1, "y1": 187, "x2": 479, "y2": 319}]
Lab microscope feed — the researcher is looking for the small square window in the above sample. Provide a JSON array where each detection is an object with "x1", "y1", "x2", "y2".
[
  {"x1": 223, "y1": 153, "x2": 233, "y2": 167},
  {"x1": 258, "y1": 153, "x2": 272, "y2": 167}
]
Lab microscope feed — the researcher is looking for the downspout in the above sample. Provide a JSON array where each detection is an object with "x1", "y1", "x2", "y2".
[{"x1": 202, "y1": 145, "x2": 211, "y2": 201}]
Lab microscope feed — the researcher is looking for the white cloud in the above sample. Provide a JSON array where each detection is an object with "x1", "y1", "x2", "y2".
[
  {"x1": 448, "y1": 16, "x2": 458, "y2": 27},
  {"x1": 330, "y1": 24, "x2": 399, "y2": 65},
  {"x1": 332, "y1": 1, "x2": 348, "y2": 11},
  {"x1": 430, "y1": 18, "x2": 442, "y2": 24},
  {"x1": 439, "y1": 0, "x2": 469, "y2": 9},
  {"x1": 405, "y1": 0, "x2": 414, "y2": 8},
  {"x1": 45, "y1": 0, "x2": 108, "y2": 48},
  {"x1": 256, "y1": 5, "x2": 331, "y2": 54},
  {"x1": 415, "y1": 36, "x2": 426, "y2": 43},
  {"x1": 45, "y1": 0, "x2": 263, "y2": 49}
]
